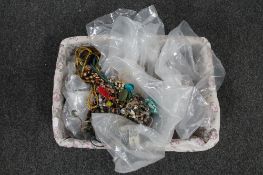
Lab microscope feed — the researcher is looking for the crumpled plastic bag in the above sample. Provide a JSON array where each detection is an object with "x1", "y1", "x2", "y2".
[
  {"x1": 92, "y1": 113, "x2": 165, "y2": 173},
  {"x1": 62, "y1": 62, "x2": 90, "y2": 138},
  {"x1": 60, "y1": 4, "x2": 225, "y2": 173}
]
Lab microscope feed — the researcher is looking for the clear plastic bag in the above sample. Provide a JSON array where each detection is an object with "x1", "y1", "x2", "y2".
[
  {"x1": 86, "y1": 5, "x2": 164, "y2": 36},
  {"x1": 60, "y1": 5, "x2": 225, "y2": 173},
  {"x1": 102, "y1": 56, "x2": 199, "y2": 141},
  {"x1": 87, "y1": 5, "x2": 164, "y2": 76},
  {"x1": 156, "y1": 21, "x2": 225, "y2": 138},
  {"x1": 92, "y1": 113, "x2": 165, "y2": 173},
  {"x1": 100, "y1": 18, "x2": 223, "y2": 140},
  {"x1": 61, "y1": 62, "x2": 90, "y2": 138}
]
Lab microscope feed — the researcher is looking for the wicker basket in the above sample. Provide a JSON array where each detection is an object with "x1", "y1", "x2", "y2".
[{"x1": 52, "y1": 36, "x2": 220, "y2": 151}]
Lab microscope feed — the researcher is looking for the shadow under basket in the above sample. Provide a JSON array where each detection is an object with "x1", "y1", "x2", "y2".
[{"x1": 52, "y1": 36, "x2": 221, "y2": 152}]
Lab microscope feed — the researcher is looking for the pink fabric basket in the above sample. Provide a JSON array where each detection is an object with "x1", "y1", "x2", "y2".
[{"x1": 52, "y1": 36, "x2": 220, "y2": 151}]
